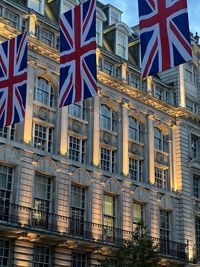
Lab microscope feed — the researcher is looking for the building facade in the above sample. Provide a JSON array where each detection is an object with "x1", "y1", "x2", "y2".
[{"x1": 0, "y1": 0, "x2": 200, "y2": 266}]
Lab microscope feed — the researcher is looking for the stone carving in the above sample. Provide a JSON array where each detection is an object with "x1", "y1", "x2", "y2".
[{"x1": 103, "y1": 133, "x2": 111, "y2": 144}]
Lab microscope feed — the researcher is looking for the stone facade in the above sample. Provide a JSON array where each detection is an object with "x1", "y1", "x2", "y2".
[{"x1": 0, "y1": 0, "x2": 199, "y2": 266}]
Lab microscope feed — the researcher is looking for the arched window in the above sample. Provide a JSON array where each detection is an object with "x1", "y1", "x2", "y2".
[
  {"x1": 100, "y1": 104, "x2": 116, "y2": 131},
  {"x1": 35, "y1": 77, "x2": 55, "y2": 107},
  {"x1": 154, "y1": 127, "x2": 168, "y2": 152},
  {"x1": 68, "y1": 100, "x2": 86, "y2": 120},
  {"x1": 128, "y1": 116, "x2": 143, "y2": 142}
]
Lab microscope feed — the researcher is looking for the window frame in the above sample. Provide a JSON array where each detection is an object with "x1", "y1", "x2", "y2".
[
  {"x1": 0, "y1": 238, "x2": 12, "y2": 267},
  {"x1": 35, "y1": 77, "x2": 55, "y2": 108},
  {"x1": 33, "y1": 245, "x2": 52, "y2": 267},
  {"x1": 68, "y1": 136, "x2": 86, "y2": 163},
  {"x1": 154, "y1": 127, "x2": 168, "y2": 152},
  {"x1": 155, "y1": 167, "x2": 169, "y2": 190},
  {"x1": 128, "y1": 116, "x2": 143, "y2": 142},
  {"x1": 100, "y1": 104, "x2": 117, "y2": 132},
  {"x1": 33, "y1": 123, "x2": 54, "y2": 153},
  {"x1": 4, "y1": 9, "x2": 19, "y2": 29},
  {"x1": 129, "y1": 158, "x2": 143, "y2": 182},
  {"x1": 68, "y1": 101, "x2": 87, "y2": 120},
  {"x1": 100, "y1": 147, "x2": 116, "y2": 173},
  {"x1": 28, "y1": 0, "x2": 45, "y2": 15}
]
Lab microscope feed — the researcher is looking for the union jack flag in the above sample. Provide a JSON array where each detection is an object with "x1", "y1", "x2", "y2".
[
  {"x1": 0, "y1": 33, "x2": 28, "y2": 127},
  {"x1": 59, "y1": 0, "x2": 97, "y2": 107},
  {"x1": 138, "y1": 0, "x2": 192, "y2": 78}
]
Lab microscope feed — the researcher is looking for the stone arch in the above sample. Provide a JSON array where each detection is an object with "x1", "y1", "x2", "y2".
[
  {"x1": 134, "y1": 187, "x2": 149, "y2": 203},
  {"x1": 115, "y1": 21, "x2": 132, "y2": 36},
  {"x1": 154, "y1": 121, "x2": 170, "y2": 136},
  {"x1": 128, "y1": 111, "x2": 146, "y2": 125},
  {"x1": 100, "y1": 98, "x2": 120, "y2": 114},
  {"x1": 36, "y1": 157, "x2": 57, "y2": 176},
  {"x1": 34, "y1": 70, "x2": 59, "y2": 94},
  {"x1": 0, "y1": 145, "x2": 18, "y2": 165},
  {"x1": 159, "y1": 195, "x2": 173, "y2": 210},
  {"x1": 96, "y1": 7, "x2": 107, "y2": 22},
  {"x1": 189, "y1": 159, "x2": 200, "y2": 170},
  {"x1": 71, "y1": 168, "x2": 91, "y2": 187},
  {"x1": 104, "y1": 178, "x2": 121, "y2": 195}
]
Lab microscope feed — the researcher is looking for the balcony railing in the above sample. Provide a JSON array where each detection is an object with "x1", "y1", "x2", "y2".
[{"x1": 0, "y1": 202, "x2": 188, "y2": 261}]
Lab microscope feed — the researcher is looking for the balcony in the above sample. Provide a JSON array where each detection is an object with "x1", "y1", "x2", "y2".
[{"x1": 0, "y1": 203, "x2": 188, "y2": 261}]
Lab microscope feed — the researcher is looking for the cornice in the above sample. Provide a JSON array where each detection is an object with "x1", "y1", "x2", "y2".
[{"x1": 97, "y1": 70, "x2": 200, "y2": 123}]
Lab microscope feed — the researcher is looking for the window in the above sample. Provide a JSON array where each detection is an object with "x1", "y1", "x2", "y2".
[
  {"x1": 21, "y1": 18, "x2": 28, "y2": 32},
  {"x1": 193, "y1": 174, "x2": 200, "y2": 198},
  {"x1": 0, "y1": 239, "x2": 11, "y2": 266},
  {"x1": 72, "y1": 252, "x2": 89, "y2": 267},
  {"x1": 155, "y1": 167, "x2": 168, "y2": 190},
  {"x1": 129, "y1": 73, "x2": 140, "y2": 88},
  {"x1": 56, "y1": 36, "x2": 60, "y2": 50},
  {"x1": 154, "y1": 127, "x2": 168, "y2": 152},
  {"x1": 0, "y1": 125, "x2": 15, "y2": 140},
  {"x1": 128, "y1": 117, "x2": 143, "y2": 142},
  {"x1": 191, "y1": 135, "x2": 200, "y2": 158},
  {"x1": 35, "y1": 77, "x2": 55, "y2": 107},
  {"x1": 40, "y1": 29, "x2": 54, "y2": 47},
  {"x1": 115, "y1": 66, "x2": 121, "y2": 79},
  {"x1": 103, "y1": 195, "x2": 116, "y2": 238},
  {"x1": 116, "y1": 31, "x2": 127, "y2": 59},
  {"x1": 0, "y1": 165, "x2": 13, "y2": 220},
  {"x1": 96, "y1": 19, "x2": 102, "y2": 46},
  {"x1": 186, "y1": 99, "x2": 199, "y2": 114},
  {"x1": 129, "y1": 158, "x2": 143, "y2": 182},
  {"x1": 196, "y1": 217, "x2": 200, "y2": 258},
  {"x1": 100, "y1": 104, "x2": 116, "y2": 131},
  {"x1": 68, "y1": 101, "x2": 86, "y2": 120},
  {"x1": 34, "y1": 124, "x2": 53, "y2": 153},
  {"x1": 185, "y1": 63, "x2": 197, "y2": 84},
  {"x1": 103, "y1": 61, "x2": 114, "y2": 76},
  {"x1": 68, "y1": 136, "x2": 86, "y2": 163},
  {"x1": 4, "y1": 10, "x2": 18, "y2": 28},
  {"x1": 154, "y1": 86, "x2": 170, "y2": 103},
  {"x1": 70, "y1": 185, "x2": 85, "y2": 235},
  {"x1": 110, "y1": 9, "x2": 120, "y2": 25},
  {"x1": 33, "y1": 245, "x2": 51, "y2": 267},
  {"x1": 33, "y1": 174, "x2": 51, "y2": 227},
  {"x1": 28, "y1": 0, "x2": 44, "y2": 14},
  {"x1": 160, "y1": 210, "x2": 170, "y2": 254},
  {"x1": 133, "y1": 203, "x2": 144, "y2": 230},
  {"x1": 100, "y1": 148, "x2": 116, "y2": 173}
]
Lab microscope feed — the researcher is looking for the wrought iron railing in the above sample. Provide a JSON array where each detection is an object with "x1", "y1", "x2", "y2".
[{"x1": 0, "y1": 202, "x2": 188, "y2": 261}]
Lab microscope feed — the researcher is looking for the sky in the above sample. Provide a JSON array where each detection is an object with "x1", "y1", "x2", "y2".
[{"x1": 100, "y1": 0, "x2": 200, "y2": 37}]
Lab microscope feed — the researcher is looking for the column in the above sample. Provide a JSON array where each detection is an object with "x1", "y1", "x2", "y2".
[
  {"x1": 29, "y1": 13, "x2": 37, "y2": 36},
  {"x1": 168, "y1": 139, "x2": 173, "y2": 191},
  {"x1": 122, "y1": 103, "x2": 129, "y2": 176},
  {"x1": 23, "y1": 65, "x2": 34, "y2": 144},
  {"x1": 122, "y1": 63, "x2": 127, "y2": 82},
  {"x1": 59, "y1": 106, "x2": 68, "y2": 156},
  {"x1": 92, "y1": 95, "x2": 100, "y2": 166},
  {"x1": 96, "y1": 48, "x2": 101, "y2": 69},
  {"x1": 179, "y1": 64, "x2": 186, "y2": 108},
  {"x1": 147, "y1": 76, "x2": 153, "y2": 94},
  {"x1": 148, "y1": 114, "x2": 155, "y2": 184}
]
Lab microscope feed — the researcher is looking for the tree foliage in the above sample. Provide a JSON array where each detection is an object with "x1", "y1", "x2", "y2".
[{"x1": 98, "y1": 223, "x2": 159, "y2": 267}]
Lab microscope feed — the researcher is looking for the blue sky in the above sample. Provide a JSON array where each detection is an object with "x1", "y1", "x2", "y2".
[{"x1": 100, "y1": 0, "x2": 200, "y2": 36}]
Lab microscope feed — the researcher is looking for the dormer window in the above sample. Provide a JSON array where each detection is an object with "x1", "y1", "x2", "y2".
[
  {"x1": 111, "y1": 9, "x2": 120, "y2": 24},
  {"x1": 116, "y1": 31, "x2": 128, "y2": 59},
  {"x1": 28, "y1": 0, "x2": 44, "y2": 15}
]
